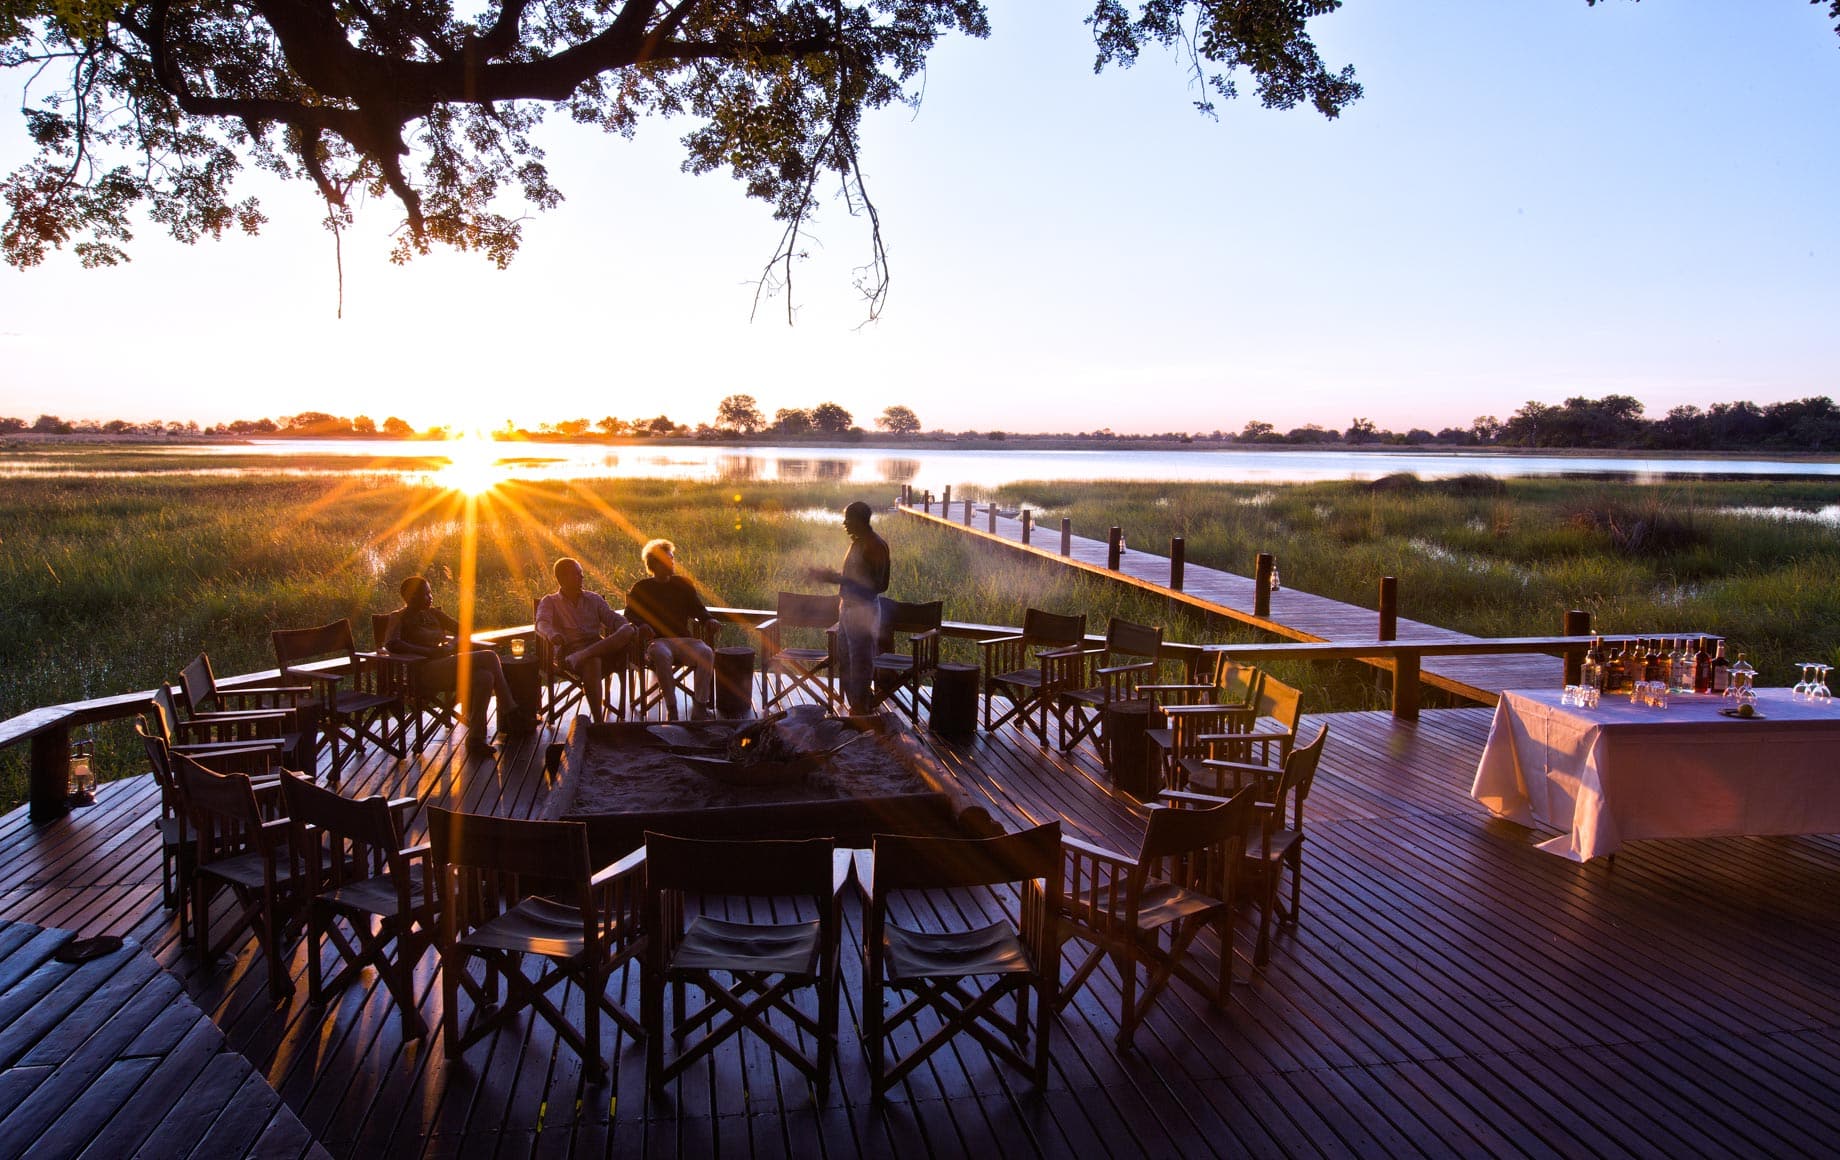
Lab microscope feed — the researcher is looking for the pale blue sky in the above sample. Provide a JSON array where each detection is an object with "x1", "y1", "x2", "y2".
[{"x1": 1, "y1": 1, "x2": 1835, "y2": 435}]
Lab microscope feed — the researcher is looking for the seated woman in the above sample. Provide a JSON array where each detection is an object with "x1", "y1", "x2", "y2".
[
  {"x1": 386, "y1": 575, "x2": 522, "y2": 755},
  {"x1": 624, "y1": 539, "x2": 716, "y2": 721}
]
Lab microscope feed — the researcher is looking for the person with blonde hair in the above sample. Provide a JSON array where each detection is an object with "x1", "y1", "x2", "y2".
[{"x1": 624, "y1": 538, "x2": 716, "y2": 720}]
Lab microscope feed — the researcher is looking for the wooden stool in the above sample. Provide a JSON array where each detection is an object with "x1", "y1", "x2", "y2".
[
  {"x1": 1101, "y1": 700, "x2": 1157, "y2": 800},
  {"x1": 715, "y1": 646, "x2": 756, "y2": 719},
  {"x1": 930, "y1": 663, "x2": 979, "y2": 739}
]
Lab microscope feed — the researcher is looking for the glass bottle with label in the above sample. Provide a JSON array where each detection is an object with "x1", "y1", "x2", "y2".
[
  {"x1": 1693, "y1": 637, "x2": 1712, "y2": 694},
  {"x1": 1710, "y1": 639, "x2": 1732, "y2": 695}
]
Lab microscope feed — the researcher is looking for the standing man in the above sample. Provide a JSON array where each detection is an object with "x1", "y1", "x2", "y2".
[
  {"x1": 809, "y1": 500, "x2": 890, "y2": 713},
  {"x1": 625, "y1": 538, "x2": 716, "y2": 721},
  {"x1": 535, "y1": 557, "x2": 637, "y2": 722}
]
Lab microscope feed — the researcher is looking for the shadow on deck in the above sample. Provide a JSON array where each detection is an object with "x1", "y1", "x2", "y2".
[{"x1": 2, "y1": 704, "x2": 1838, "y2": 1157}]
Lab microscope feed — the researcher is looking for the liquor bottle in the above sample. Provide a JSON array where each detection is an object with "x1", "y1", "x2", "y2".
[
  {"x1": 1643, "y1": 638, "x2": 1663, "y2": 684},
  {"x1": 1605, "y1": 640, "x2": 1629, "y2": 694},
  {"x1": 1693, "y1": 637, "x2": 1712, "y2": 694},
  {"x1": 1582, "y1": 636, "x2": 1606, "y2": 691},
  {"x1": 1670, "y1": 639, "x2": 1691, "y2": 692},
  {"x1": 1710, "y1": 639, "x2": 1731, "y2": 694}
]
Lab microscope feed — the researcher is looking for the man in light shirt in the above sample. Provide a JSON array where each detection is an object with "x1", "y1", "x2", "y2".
[{"x1": 535, "y1": 556, "x2": 636, "y2": 722}]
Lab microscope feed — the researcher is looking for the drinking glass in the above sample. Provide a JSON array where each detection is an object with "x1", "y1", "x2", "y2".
[
  {"x1": 1793, "y1": 662, "x2": 1816, "y2": 700},
  {"x1": 1814, "y1": 665, "x2": 1833, "y2": 703},
  {"x1": 510, "y1": 637, "x2": 526, "y2": 660}
]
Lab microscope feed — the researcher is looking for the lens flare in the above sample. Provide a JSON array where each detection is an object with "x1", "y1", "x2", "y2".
[{"x1": 435, "y1": 431, "x2": 505, "y2": 495}]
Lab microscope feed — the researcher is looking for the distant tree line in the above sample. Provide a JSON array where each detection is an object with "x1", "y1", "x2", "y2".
[{"x1": 7, "y1": 395, "x2": 1837, "y2": 452}]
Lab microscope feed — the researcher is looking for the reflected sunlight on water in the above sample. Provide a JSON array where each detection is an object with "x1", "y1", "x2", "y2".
[{"x1": 8, "y1": 439, "x2": 1840, "y2": 488}]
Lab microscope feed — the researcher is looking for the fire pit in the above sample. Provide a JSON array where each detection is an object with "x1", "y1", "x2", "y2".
[{"x1": 547, "y1": 708, "x2": 992, "y2": 855}]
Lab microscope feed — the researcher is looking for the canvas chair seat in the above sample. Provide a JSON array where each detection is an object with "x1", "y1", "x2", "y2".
[
  {"x1": 316, "y1": 862, "x2": 428, "y2": 921},
  {"x1": 460, "y1": 894, "x2": 601, "y2": 958},
  {"x1": 672, "y1": 915, "x2": 824, "y2": 977},
  {"x1": 200, "y1": 849, "x2": 301, "y2": 891},
  {"x1": 883, "y1": 919, "x2": 1031, "y2": 982}
]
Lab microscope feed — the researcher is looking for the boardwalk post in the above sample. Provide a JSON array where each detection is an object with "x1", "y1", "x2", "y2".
[
  {"x1": 942, "y1": 485, "x2": 951, "y2": 512},
  {"x1": 988, "y1": 503, "x2": 997, "y2": 533},
  {"x1": 922, "y1": 491, "x2": 932, "y2": 514},
  {"x1": 964, "y1": 498, "x2": 974, "y2": 525},
  {"x1": 1170, "y1": 537, "x2": 1185, "y2": 591},
  {"x1": 1107, "y1": 527, "x2": 1122, "y2": 570},
  {"x1": 29, "y1": 726, "x2": 71, "y2": 822},
  {"x1": 1392, "y1": 653, "x2": 1421, "y2": 720},
  {"x1": 1020, "y1": 510, "x2": 1032, "y2": 545},
  {"x1": 1060, "y1": 518, "x2": 1072, "y2": 556},
  {"x1": 1563, "y1": 609, "x2": 1592, "y2": 684},
  {"x1": 1254, "y1": 553, "x2": 1274, "y2": 618},
  {"x1": 1379, "y1": 577, "x2": 1398, "y2": 641}
]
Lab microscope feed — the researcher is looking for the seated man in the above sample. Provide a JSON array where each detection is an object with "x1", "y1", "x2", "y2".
[
  {"x1": 385, "y1": 574, "x2": 521, "y2": 755},
  {"x1": 624, "y1": 538, "x2": 716, "y2": 721},
  {"x1": 535, "y1": 557, "x2": 636, "y2": 723}
]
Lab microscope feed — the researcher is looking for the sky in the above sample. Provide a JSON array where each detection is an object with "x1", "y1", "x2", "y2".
[{"x1": 0, "y1": 1, "x2": 1836, "y2": 436}]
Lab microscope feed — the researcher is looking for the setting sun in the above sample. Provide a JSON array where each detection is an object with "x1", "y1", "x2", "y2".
[{"x1": 434, "y1": 431, "x2": 507, "y2": 496}]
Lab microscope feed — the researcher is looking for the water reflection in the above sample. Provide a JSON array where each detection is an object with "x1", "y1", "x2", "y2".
[
  {"x1": 7, "y1": 439, "x2": 1840, "y2": 487},
  {"x1": 1721, "y1": 505, "x2": 1840, "y2": 526}
]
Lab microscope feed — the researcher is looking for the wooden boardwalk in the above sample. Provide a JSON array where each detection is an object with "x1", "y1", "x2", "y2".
[
  {"x1": 897, "y1": 503, "x2": 1563, "y2": 701},
  {"x1": 2, "y1": 696, "x2": 1838, "y2": 1157}
]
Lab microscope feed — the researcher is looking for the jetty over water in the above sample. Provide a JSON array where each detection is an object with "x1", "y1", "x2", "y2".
[{"x1": 895, "y1": 499, "x2": 1569, "y2": 706}]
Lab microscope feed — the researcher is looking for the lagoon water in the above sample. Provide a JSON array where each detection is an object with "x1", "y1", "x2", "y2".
[{"x1": 10, "y1": 438, "x2": 1840, "y2": 486}]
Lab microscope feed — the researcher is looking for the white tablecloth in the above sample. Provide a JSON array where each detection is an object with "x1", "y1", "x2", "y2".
[{"x1": 1471, "y1": 687, "x2": 1840, "y2": 861}]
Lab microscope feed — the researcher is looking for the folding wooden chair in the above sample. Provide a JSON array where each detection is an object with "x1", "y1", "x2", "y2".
[
  {"x1": 282, "y1": 771, "x2": 434, "y2": 1037},
  {"x1": 1186, "y1": 676, "x2": 1304, "y2": 794},
  {"x1": 1058, "y1": 784, "x2": 1255, "y2": 1048},
  {"x1": 178, "y1": 652, "x2": 318, "y2": 767},
  {"x1": 1237, "y1": 725, "x2": 1327, "y2": 967},
  {"x1": 642, "y1": 833, "x2": 845, "y2": 1099},
  {"x1": 149, "y1": 683, "x2": 297, "y2": 772},
  {"x1": 981, "y1": 609, "x2": 1087, "y2": 745},
  {"x1": 532, "y1": 597, "x2": 628, "y2": 726},
  {"x1": 178, "y1": 756, "x2": 302, "y2": 1000},
  {"x1": 428, "y1": 808, "x2": 645, "y2": 1082},
  {"x1": 626, "y1": 617, "x2": 719, "y2": 721},
  {"x1": 758, "y1": 592, "x2": 841, "y2": 712},
  {"x1": 371, "y1": 611, "x2": 460, "y2": 753},
  {"x1": 273, "y1": 619, "x2": 405, "y2": 784},
  {"x1": 1051, "y1": 616, "x2": 1164, "y2": 754},
  {"x1": 861, "y1": 822, "x2": 1061, "y2": 1098},
  {"x1": 1145, "y1": 657, "x2": 1262, "y2": 787},
  {"x1": 136, "y1": 719, "x2": 281, "y2": 940},
  {"x1": 870, "y1": 598, "x2": 943, "y2": 723}
]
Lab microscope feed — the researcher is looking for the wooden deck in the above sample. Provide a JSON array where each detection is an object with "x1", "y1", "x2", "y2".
[
  {"x1": 897, "y1": 503, "x2": 1565, "y2": 700},
  {"x1": 3, "y1": 702, "x2": 1839, "y2": 1157}
]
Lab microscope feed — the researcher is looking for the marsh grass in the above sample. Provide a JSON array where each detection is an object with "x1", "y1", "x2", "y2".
[
  {"x1": 0, "y1": 472, "x2": 1214, "y2": 805},
  {"x1": 7, "y1": 464, "x2": 1838, "y2": 807}
]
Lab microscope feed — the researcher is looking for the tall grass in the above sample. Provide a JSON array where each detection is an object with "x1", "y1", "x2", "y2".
[{"x1": 0, "y1": 472, "x2": 1215, "y2": 805}]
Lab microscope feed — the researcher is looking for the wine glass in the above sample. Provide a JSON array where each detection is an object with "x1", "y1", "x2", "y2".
[
  {"x1": 1793, "y1": 662, "x2": 1816, "y2": 700},
  {"x1": 1814, "y1": 664, "x2": 1833, "y2": 703}
]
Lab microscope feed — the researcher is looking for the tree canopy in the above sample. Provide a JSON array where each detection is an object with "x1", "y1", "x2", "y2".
[{"x1": 1, "y1": 0, "x2": 1366, "y2": 316}]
